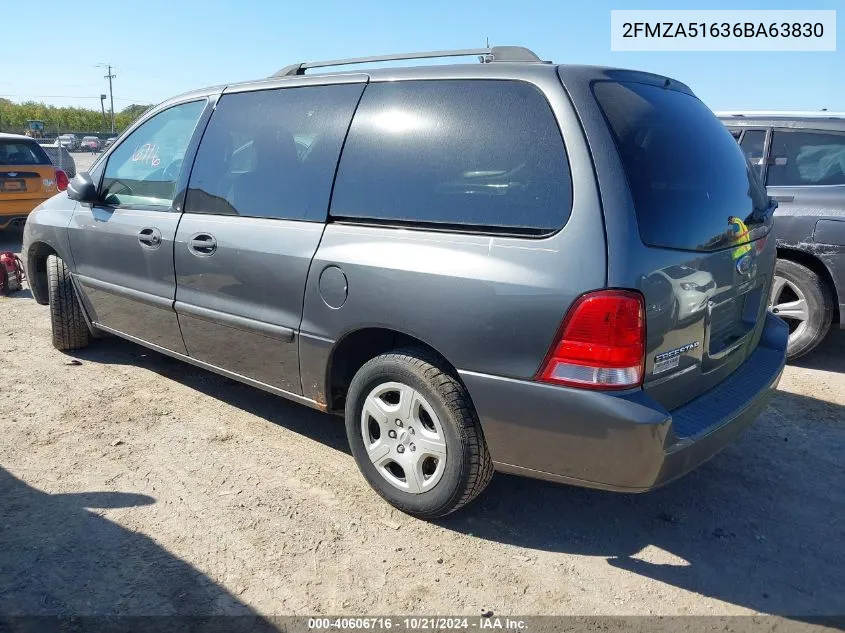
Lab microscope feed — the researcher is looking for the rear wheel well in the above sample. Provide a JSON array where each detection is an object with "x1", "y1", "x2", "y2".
[
  {"x1": 777, "y1": 247, "x2": 839, "y2": 322},
  {"x1": 326, "y1": 328, "x2": 454, "y2": 414},
  {"x1": 27, "y1": 242, "x2": 58, "y2": 305}
]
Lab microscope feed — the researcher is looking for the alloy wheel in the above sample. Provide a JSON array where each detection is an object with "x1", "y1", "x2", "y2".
[{"x1": 770, "y1": 274, "x2": 810, "y2": 342}]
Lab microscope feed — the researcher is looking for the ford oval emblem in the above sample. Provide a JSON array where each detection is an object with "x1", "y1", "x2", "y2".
[{"x1": 736, "y1": 254, "x2": 753, "y2": 276}]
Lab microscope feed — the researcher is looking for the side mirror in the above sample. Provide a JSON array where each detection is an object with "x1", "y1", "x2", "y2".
[{"x1": 67, "y1": 172, "x2": 98, "y2": 204}]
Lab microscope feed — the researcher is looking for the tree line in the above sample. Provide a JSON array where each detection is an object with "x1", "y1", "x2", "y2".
[{"x1": 0, "y1": 99, "x2": 151, "y2": 135}]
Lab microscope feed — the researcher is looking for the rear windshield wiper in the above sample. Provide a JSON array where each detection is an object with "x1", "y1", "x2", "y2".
[{"x1": 752, "y1": 198, "x2": 778, "y2": 224}]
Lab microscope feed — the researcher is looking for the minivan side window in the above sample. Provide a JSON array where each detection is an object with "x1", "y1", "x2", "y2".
[
  {"x1": 184, "y1": 83, "x2": 364, "y2": 221},
  {"x1": 100, "y1": 100, "x2": 205, "y2": 208},
  {"x1": 330, "y1": 80, "x2": 572, "y2": 234},
  {"x1": 767, "y1": 129, "x2": 845, "y2": 187},
  {"x1": 739, "y1": 129, "x2": 767, "y2": 179}
]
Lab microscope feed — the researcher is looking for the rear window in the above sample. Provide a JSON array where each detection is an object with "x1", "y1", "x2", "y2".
[
  {"x1": 0, "y1": 140, "x2": 50, "y2": 166},
  {"x1": 331, "y1": 80, "x2": 572, "y2": 234},
  {"x1": 594, "y1": 81, "x2": 770, "y2": 252}
]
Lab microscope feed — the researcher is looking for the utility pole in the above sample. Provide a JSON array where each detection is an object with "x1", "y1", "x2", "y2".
[
  {"x1": 103, "y1": 65, "x2": 116, "y2": 133},
  {"x1": 100, "y1": 94, "x2": 108, "y2": 132}
]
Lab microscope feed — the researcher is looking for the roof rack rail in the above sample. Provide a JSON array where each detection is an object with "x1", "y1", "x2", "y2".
[
  {"x1": 716, "y1": 110, "x2": 845, "y2": 119},
  {"x1": 271, "y1": 46, "x2": 546, "y2": 78}
]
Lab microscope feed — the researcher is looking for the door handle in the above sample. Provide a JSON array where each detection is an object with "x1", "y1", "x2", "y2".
[
  {"x1": 189, "y1": 233, "x2": 217, "y2": 256},
  {"x1": 138, "y1": 227, "x2": 162, "y2": 249},
  {"x1": 771, "y1": 195, "x2": 794, "y2": 203}
]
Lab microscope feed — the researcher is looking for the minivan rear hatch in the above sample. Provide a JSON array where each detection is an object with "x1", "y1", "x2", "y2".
[{"x1": 591, "y1": 78, "x2": 776, "y2": 411}]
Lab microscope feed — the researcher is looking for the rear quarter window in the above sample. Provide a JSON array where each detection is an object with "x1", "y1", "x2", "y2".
[
  {"x1": 330, "y1": 79, "x2": 572, "y2": 234},
  {"x1": 594, "y1": 81, "x2": 770, "y2": 252}
]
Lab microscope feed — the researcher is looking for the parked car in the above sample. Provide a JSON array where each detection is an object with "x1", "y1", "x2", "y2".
[
  {"x1": 654, "y1": 265, "x2": 718, "y2": 324},
  {"x1": 104, "y1": 137, "x2": 117, "y2": 149},
  {"x1": 23, "y1": 47, "x2": 787, "y2": 518},
  {"x1": 80, "y1": 136, "x2": 101, "y2": 153},
  {"x1": 0, "y1": 133, "x2": 68, "y2": 230},
  {"x1": 720, "y1": 112, "x2": 845, "y2": 359},
  {"x1": 38, "y1": 144, "x2": 77, "y2": 179},
  {"x1": 57, "y1": 134, "x2": 79, "y2": 152}
]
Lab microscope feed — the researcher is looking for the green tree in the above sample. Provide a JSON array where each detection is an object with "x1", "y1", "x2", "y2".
[{"x1": 0, "y1": 100, "x2": 153, "y2": 135}]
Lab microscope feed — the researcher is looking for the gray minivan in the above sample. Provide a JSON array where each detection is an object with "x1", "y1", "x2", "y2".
[{"x1": 22, "y1": 47, "x2": 788, "y2": 518}]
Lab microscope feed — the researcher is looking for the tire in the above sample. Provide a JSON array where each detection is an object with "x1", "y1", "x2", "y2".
[
  {"x1": 47, "y1": 254, "x2": 91, "y2": 351},
  {"x1": 345, "y1": 348, "x2": 493, "y2": 519},
  {"x1": 770, "y1": 259, "x2": 833, "y2": 360}
]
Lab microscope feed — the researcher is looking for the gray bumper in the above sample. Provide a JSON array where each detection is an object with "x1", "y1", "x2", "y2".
[{"x1": 459, "y1": 313, "x2": 789, "y2": 492}]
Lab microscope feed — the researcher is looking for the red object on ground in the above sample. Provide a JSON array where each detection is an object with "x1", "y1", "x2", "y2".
[{"x1": 0, "y1": 251, "x2": 25, "y2": 295}]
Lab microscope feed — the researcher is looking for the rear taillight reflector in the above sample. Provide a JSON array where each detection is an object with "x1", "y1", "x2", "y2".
[
  {"x1": 536, "y1": 290, "x2": 645, "y2": 390},
  {"x1": 55, "y1": 169, "x2": 69, "y2": 192}
]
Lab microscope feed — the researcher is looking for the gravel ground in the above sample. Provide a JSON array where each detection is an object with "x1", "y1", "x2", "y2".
[
  {"x1": 70, "y1": 151, "x2": 101, "y2": 174},
  {"x1": 0, "y1": 206, "x2": 843, "y2": 620}
]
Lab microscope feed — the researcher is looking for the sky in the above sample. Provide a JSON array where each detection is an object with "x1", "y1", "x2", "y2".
[{"x1": 4, "y1": 0, "x2": 842, "y2": 113}]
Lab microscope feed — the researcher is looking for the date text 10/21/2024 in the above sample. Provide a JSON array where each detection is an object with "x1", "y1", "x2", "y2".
[{"x1": 307, "y1": 617, "x2": 528, "y2": 630}]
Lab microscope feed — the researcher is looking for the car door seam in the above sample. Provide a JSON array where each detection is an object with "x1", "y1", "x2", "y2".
[{"x1": 296, "y1": 78, "x2": 370, "y2": 395}]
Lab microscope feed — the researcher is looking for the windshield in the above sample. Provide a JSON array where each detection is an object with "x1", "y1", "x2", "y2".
[{"x1": 593, "y1": 80, "x2": 771, "y2": 252}]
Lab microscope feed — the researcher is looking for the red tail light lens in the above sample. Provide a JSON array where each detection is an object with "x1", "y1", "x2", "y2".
[
  {"x1": 55, "y1": 169, "x2": 69, "y2": 192},
  {"x1": 536, "y1": 290, "x2": 645, "y2": 390}
]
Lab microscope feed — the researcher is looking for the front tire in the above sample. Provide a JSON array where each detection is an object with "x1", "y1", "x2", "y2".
[
  {"x1": 770, "y1": 259, "x2": 832, "y2": 360},
  {"x1": 345, "y1": 348, "x2": 493, "y2": 519},
  {"x1": 47, "y1": 254, "x2": 91, "y2": 351}
]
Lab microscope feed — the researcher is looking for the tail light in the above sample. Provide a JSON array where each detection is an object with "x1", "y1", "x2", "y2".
[
  {"x1": 55, "y1": 169, "x2": 69, "y2": 192},
  {"x1": 535, "y1": 290, "x2": 645, "y2": 390}
]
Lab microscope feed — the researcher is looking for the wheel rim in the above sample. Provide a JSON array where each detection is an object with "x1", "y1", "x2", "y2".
[
  {"x1": 360, "y1": 381, "x2": 447, "y2": 494},
  {"x1": 770, "y1": 274, "x2": 810, "y2": 341}
]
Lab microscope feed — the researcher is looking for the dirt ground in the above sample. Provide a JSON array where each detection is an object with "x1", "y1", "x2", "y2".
[{"x1": 0, "y1": 175, "x2": 843, "y2": 618}]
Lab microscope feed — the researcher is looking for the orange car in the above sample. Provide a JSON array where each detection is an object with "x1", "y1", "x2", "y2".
[{"x1": 1, "y1": 133, "x2": 68, "y2": 230}]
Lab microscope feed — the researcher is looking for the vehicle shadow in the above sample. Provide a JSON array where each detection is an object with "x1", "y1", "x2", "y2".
[
  {"x1": 70, "y1": 337, "x2": 351, "y2": 455},
  {"x1": 65, "y1": 335, "x2": 843, "y2": 619},
  {"x1": 439, "y1": 389, "x2": 845, "y2": 619},
  {"x1": 1, "y1": 288, "x2": 32, "y2": 300},
  {"x1": 0, "y1": 466, "x2": 277, "y2": 627},
  {"x1": 791, "y1": 328, "x2": 845, "y2": 373}
]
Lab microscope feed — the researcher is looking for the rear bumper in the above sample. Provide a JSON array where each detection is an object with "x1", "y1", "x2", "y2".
[
  {"x1": 460, "y1": 312, "x2": 788, "y2": 492},
  {"x1": 0, "y1": 199, "x2": 47, "y2": 227}
]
